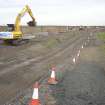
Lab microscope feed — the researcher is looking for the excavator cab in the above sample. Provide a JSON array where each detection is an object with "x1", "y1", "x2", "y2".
[{"x1": 7, "y1": 24, "x2": 15, "y2": 31}]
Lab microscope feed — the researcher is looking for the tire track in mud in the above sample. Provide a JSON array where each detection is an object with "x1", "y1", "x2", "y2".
[
  {"x1": 0, "y1": 34, "x2": 86, "y2": 76},
  {"x1": 7, "y1": 33, "x2": 92, "y2": 105},
  {"x1": 0, "y1": 32, "x2": 89, "y2": 104}
]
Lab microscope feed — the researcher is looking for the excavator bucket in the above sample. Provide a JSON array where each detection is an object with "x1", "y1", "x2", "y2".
[{"x1": 27, "y1": 21, "x2": 36, "y2": 26}]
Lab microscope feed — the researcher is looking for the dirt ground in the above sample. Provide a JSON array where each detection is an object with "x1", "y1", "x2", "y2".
[
  {"x1": 0, "y1": 30, "x2": 89, "y2": 105},
  {"x1": 0, "y1": 28, "x2": 105, "y2": 105},
  {"x1": 54, "y1": 31, "x2": 105, "y2": 105}
]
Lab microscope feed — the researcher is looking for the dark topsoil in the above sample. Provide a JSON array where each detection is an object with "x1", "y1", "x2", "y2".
[{"x1": 54, "y1": 33, "x2": 105, "y2": 105}]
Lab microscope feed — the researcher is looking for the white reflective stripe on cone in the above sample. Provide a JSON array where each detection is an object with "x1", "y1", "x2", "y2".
[
  {"x1": 51, "y1": 70, "x2": 55, "y2": 78},
  {"x1": 32, "y1": 88, "x2": 38, "y2": 99}
]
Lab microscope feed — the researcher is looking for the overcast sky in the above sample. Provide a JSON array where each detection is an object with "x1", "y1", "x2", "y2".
[{"x1": 0, "y1": 0, "x2": 105, "y2": 26}]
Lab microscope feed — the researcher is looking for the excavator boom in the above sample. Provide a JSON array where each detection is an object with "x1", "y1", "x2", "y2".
[{"x1": 14, "y1": 5, "x2": 36, "y2": 32}]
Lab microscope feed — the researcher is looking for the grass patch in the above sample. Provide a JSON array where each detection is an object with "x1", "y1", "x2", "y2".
[
  {"x1": 100, "y1": 45, "x2": 105, "y2": 53},
  {"x1": 97, "y1": 32, "x2": 105, "y2": 56},
  {"x1": 97, "y1": 32, "x2": 105, "y2": 41},
  {"x1": 43, "y1": 38, "x2": 60, "y2": 48}
]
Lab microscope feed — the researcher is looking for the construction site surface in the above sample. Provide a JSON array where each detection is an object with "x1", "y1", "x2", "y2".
[{"x1": 0, "y1": 26, "x2": 105, "y2": 105}]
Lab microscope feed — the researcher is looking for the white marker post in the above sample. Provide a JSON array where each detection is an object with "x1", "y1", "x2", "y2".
[
  {"x1": 77, "y1": 53, "x2": 80, "y2": 57},
  {"x1": 73, "y1": 57, "x2": 76, "y2": 64},
  {"x1": 77, "y1": 50, "x2": 80, "y2": 57},
  {"x1": 82, "y1": 45, "x2": 83, "y2": 49}
]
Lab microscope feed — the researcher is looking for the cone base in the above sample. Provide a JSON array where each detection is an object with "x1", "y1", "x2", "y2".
[
  {"x1": 48, "y1": 78, "x2": 58, "y2": 85},
  {"x1": 29, "y1": 99, "x2": 41, "y2": 105}
]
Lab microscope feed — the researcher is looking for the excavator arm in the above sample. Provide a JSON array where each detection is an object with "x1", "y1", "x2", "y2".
[{"x1": 14, "y1": 5, "x2": 36, "y2": 32}]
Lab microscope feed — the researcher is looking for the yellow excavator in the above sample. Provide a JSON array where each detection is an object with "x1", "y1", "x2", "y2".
[{"x1": 0, "y1": 5, "x2": 36, "y2": 45}]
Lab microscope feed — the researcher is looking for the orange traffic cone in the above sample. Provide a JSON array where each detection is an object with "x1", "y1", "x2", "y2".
[
  {"x1": 48, "y1": 66, "x2": 58, "y2": 85},
  {"x1": 29, "y1": 82, "x2": 41, "y2": 105}
]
